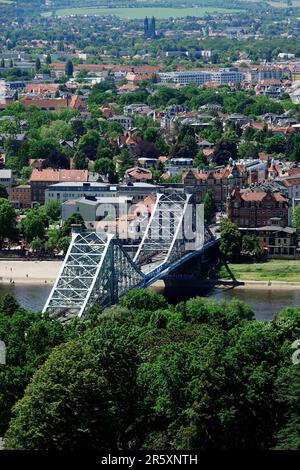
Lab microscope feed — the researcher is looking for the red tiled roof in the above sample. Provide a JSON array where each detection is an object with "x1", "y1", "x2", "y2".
[
  {"x1": 281, "y1": 177, "x2": 300, "y2": 187},
  {"x1": 22, "y1": 96, "x2": 69, "y2": 109},
  {"x1": 25, "y1": 83, "x2": 59, "y2": 94},
  {"x1": 125, "y1": 167, "x2": 152, "y2": 180},
  {"x1": 30, "y1": 169, "x2": 88, "y2": 182},
  {"x1": 239, "y1": 190, "x2": 287, "y2": 203}
]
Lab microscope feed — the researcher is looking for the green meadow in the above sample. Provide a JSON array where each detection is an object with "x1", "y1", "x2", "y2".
[
  {"x1": 219, "y1": 259, "x2": 300, "y2": 283},
  {"x1": 55, "y1": 6, "x2": 240, "y2": 19}
]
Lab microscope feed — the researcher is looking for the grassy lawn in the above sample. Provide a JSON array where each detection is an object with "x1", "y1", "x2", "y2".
[
  {"x1": 54, "y1": 7, "x2": 240, "y2": 19},
  {"x1": 218, "y1": 259, "x2": 300, "y2": 282}
]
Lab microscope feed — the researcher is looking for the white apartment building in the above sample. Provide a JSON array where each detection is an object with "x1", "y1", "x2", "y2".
[
  {"x1": 108, "y1": 115, "x2": 132, "y2": 130},
  {"x1": 45, "y1": 182, "x2": 160, "y2": 204},
  {"x1": 158, "y1": 68, "x2": 244, "y2": 86}
]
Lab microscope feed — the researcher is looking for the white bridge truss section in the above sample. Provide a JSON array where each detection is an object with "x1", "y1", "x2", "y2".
[
  {"x1": 43, "y1": 231, "x2": 145, "y2": 321},
  {"x1": 134, "y1": 192, "x2": 193, "y2": 273}
]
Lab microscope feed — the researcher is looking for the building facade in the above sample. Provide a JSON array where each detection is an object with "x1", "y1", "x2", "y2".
[{"x1": 227, "y1": 188, "x2": 289, "y2": 228}]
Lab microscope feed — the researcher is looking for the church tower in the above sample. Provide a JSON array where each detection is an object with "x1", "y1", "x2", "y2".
[
  {"x1": 150, "y1": 16, "x2": 156, "y2": 39},
  {"x1": 144, "y1": 16, "x2": 149, "y2": 37}
]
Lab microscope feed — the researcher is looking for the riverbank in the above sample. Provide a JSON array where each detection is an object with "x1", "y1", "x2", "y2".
[
  {"x1": 0, "y1": 260, "x2": 62, "y2": 284},
  {"x1": 1, "y1": 259, "x2": 300, "y2": 290},
  {"x1": 218, "y1": 259, "x2": 300, "y2": 283}
]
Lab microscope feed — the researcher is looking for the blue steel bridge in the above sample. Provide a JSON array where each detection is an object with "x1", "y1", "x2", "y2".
[{"x1": 43, "y1": 192, "x2": 220, "y2": 322}]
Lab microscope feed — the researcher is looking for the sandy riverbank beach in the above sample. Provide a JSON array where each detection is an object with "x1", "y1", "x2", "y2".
[
  {"x1": 0, "y1": 260, "x2": 62, "y2": 284},
  {"x1": 1, "y1": 260, "x2": 300, "y2": 290}
]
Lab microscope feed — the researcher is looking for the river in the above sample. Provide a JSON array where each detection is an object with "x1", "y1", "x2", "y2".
[{"x1": 0, "y1": 283, "x2": 299, "y2": 321}]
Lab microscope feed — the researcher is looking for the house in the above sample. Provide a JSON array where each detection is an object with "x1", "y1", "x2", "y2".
[
  {"x1": 0, "y1": 169, "x2": 16, "y2": 195},
  {"x1": 108, "y1": 115, "x2": 132, "y2": 131},
  {"x1": 10, "y1": 184, "x2": 32, "y2": 208},
  {"x1": 124, "y1": 167, "x2": 153, "y2": 183},
  {"x1": 25, "y1": 83, "x2": 60, "y2": 97},
  {"x1": 21, "y1": 95, "x2": 86, "y2": 111},
  {"x1": 183, "y1": 162, "x2": 247, "y2": 208},
  {"x1": 62, "y1": 195, "x2": 133, "y2": 223},
  {"x1": 30, "y1": 169, "x2": 89, "y2": 204},
  {"x1": 227, "y1": 187, "x2": 289, "y2": 228},
  {"x1": 240, "y1": 219, "x2": 297, "y2": 259}
]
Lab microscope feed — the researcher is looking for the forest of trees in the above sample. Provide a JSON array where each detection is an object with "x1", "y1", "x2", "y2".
[{"x1": 0, "y1": 289, "x2": 299, "y2": 450}]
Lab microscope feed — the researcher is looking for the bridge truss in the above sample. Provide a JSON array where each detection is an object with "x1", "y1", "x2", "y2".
[
  {"x1": 43, "y1": 192, "x2": 216, "y2": 321},
  {"x1": 43, "y1": 231, "x2": 144, "y2": 321}
]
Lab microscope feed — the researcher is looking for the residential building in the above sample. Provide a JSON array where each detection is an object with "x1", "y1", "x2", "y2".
[
  {"x1": 0, "y1": 169, "x2": 15, "y2": 195},
  {"x1": 123, "y1": 104, "x2": 151, "y2": 116},
  {"x1": 227, "y1": 188, "x2": 289, "y2": 228},
  {"x1": 159, "y1": 68, "x2": 244, "y2": 86},
  {"x1": 124, "y1": 167, "x2": 153, "y2": 183},
  {"x1": 25, "y1": 83, "x2": 60, "y2": 96},
  {"x1": 10, "y1": 184, "x2": 31, "y2": 208},
  {"x1": 108, "y1": 115, "x2": 132, "y2": 130},
  {"x1": 45, "y1": 182, "x2": 161, "y2": 204},
  {"x1": 21, "y1": 95, "x2": 86, "y2": 111},
  {"x1": 183, "y1": 163, "x2": 247, "y2": 208},
  {"x1": 240, "y1": 220, "x2": 297, "y2": 259},
  {"x1": 30, "y1": 169, "x2": 89, "y2": 204},
  {"x1": 62, "y1": 195, "x2": 134, "y2": 222},
  {"x1": 245, "y1": 67, "x2": 290, "y2": 82}
]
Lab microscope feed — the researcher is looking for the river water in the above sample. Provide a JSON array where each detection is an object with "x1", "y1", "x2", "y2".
[{"x1": 0, "y1": 284, "x2": 299, "y2": 321}]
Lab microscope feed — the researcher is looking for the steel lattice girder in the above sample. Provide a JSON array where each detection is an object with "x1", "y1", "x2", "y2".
[
  {"x1": 134, "y1": 192, "x2": 192, "y2": 268},
  {"x1": 43, "y1": 231, "x2": 145, "y2": 320}
]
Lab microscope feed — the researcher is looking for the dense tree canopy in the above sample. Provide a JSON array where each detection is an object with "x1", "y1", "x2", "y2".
[{"x1": 1, "y1": 289, "x2": 299, "y2": 450}]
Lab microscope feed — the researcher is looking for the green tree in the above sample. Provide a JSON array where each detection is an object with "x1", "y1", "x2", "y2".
[
  {"x1": 292, "y1": 205, "x2": 300, "y2": 230},
  {"x1": 21, "y1": 210, "x2": 46, "y2": 243},
  {"x1": 40, "y1": 120, "x2": 74, "y2": 141},
  {"x1": 31, "y1": 237, "x2": 44, "y2": 253},
  {"x1": 274, "y1": 366, "x2": 300, "y2": 450},
  {"x1": 203, "y1": 190, "x2": 216, "y2": 223},
  {"x1": 219, "y1": 219, "x2": 241, "y2": 260},
  {"x1": 0, "y1": 300, "x2": 64, "y2": 435},
  {"x1": 121, "y1": 288, "x2": 167, "y2": 312},
  {"x1": 263, "y1": 135, "x2": 286, "y2": 155},
  {"x1": 45, "y1": 200, "x2": 62, "y2": 222},
  {"x1": 35, "y1": 57, "x2": 41, "y2": 72},
  {"x1": 61, "y1": 213, "x2": 85, "y2": 237},
  {"x1": 195, "y1": 150, "x2": 207, "y2": 169},
  {"x1": 65, "y1": 60, "x2": 74, "y2": 77},
  {"x1": 0, "y1": 293, "x2": 18, "y2": 316},
  {"x1": 73, "y1": 149, "x2": 88, "y2": 169},
  {"x1": 238, "y1": 142, "x2": 259, "y2": 159},
  {"x1": 242, "y1": 235, "x2": 262, "y2": 256},
  {"x1": 0, "y1": 184, "x2": 8, "y2": 199},
  {"x1": 94, "y1": 158, "x2": 115, "y2": 175},
  {"x1": 0, "y1": 198, "x2": 18, "y2": 248}
]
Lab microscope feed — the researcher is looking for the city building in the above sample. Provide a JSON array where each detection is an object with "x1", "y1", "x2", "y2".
[
  {"x1": 124, "y1": 167, "x2": 153, "y2": 183},
  {"x1": 46, "y1": 181, "x2": 161, "y2": 204},
  {"x1": 245, "y1": 67, "x2": 290, "y2": 82},
  {"x1": 159, "y1": 68, "x2": 244, "y2": 86},
  {"x1": 0, "y1": 169, "x2": 16, "y2": 195},
  {"x1": 227, "y1": 188, "x2": 289, "y2": 228},
  {"x1": 62, "y1": 195, "x2": 134, "y2": 222},
  {"x1": 240, "y1": 220, "x2": 297, "y2": 259},
  {"x1": 10, "y1": 184, "x2": 31, "y2": 208},
  {"x1": 30, "y1": 169, "x2": 89, "y2": 204},
  {"x1": 108, "y1": 115, "x2": 133, "y2": 130},
  {"x1": 183, "y1": 162, "x2": 247, "y2": 208}
]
